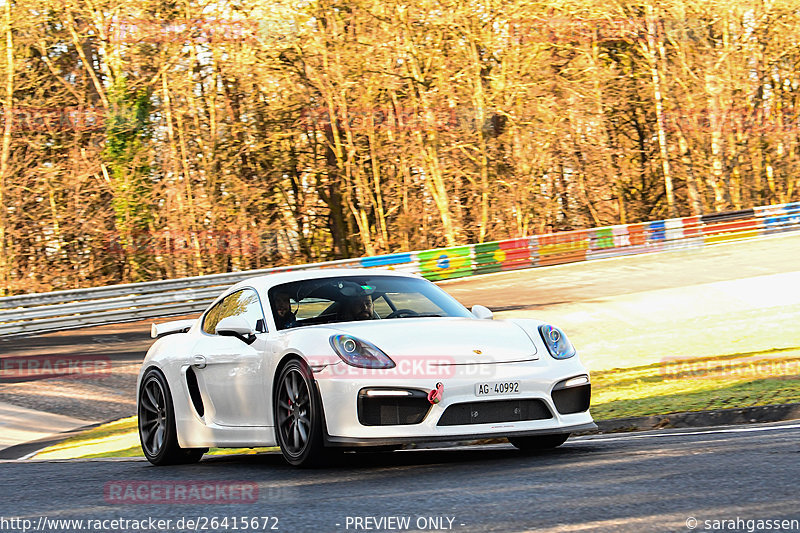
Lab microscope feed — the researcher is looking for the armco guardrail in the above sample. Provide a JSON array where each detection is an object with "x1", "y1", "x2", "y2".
[{"x1": 1, "y1": 201, "x2": 798, "y2": 336}]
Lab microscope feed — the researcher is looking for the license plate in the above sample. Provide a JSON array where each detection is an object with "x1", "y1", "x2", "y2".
[{"x1": 475, "y1": 381, "x2": 520, "y2": 396}]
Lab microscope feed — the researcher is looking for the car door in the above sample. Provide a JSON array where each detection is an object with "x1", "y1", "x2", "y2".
[{"x1": 191, "y1": 288, "x2": 270, "y2": 427}]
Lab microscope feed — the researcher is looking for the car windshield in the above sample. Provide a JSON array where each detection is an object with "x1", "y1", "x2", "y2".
[{"x1": 268, "y1": 275, "x2": 472, "y2": 330}]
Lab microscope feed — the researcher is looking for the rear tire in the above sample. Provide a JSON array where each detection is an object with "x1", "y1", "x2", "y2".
[
  {"x1": 138, "y1": 368, "x2": 206, "y2": 465},
  {"x1": 508, "y1": 433, "x2": 570, "y2": 451},
  {"x1": 274, "y1": 359, "x2": 327, "y2": 467}
]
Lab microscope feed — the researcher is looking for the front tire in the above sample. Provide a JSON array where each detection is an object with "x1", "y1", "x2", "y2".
[
  {"x1": 138, "y1": 368, "x2": 206, "y2": 465},
  {"x1": 508, "y1": 433, "x2": 570, "y2": 451},
  {"x1": 274, "y1": 359, "x2": 327, "y2": 467}
]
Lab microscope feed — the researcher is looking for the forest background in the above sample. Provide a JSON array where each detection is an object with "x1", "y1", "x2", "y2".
[{"x1": 0, "y1": 0, "x2": 798, "y2": 295}]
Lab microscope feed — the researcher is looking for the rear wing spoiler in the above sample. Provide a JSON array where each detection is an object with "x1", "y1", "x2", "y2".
[{"x1": 151, "y1": 319, "x2": 196, "y2": 339}]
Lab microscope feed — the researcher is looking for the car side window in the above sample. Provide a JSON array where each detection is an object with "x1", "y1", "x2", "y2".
[{"x1": 202, "y1": 289, "x2": 266, "y2": 335}]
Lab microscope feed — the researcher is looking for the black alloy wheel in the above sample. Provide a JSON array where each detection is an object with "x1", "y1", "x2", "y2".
[
  {"x1": 138, "y1": 368, "x2": 206, "y2": 465},
  {"x1": 274, "y1": 359, "x2": 327, "y2": 466}
]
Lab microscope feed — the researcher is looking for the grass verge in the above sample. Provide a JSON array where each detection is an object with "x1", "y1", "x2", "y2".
[
  {"x1": 33, "y1": 416, "x2": 277, "y2": 460},
  {"x1": 590, "y1": 348, "x2": 800, "y2": 419}
]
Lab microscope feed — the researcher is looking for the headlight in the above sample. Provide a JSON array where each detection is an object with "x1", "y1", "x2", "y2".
[
  {"x1": 329, "y1": 334, "x2": 396, "y2": 369},
  {"x1": 538, "y1": 325, "x2": 576, "y2": 359}
]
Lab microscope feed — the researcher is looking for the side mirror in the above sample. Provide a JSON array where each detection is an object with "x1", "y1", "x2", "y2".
[
  {"x1": 216, "y1": 315, "x2": 256, "y2": 343},
  {"x1": 471, "y1": 305, "x2": 493, "y2": 320}
]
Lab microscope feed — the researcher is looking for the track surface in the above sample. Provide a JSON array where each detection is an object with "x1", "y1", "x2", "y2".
[{"x1": 2, "y1": 422, "x2": 799, "y2": 532}]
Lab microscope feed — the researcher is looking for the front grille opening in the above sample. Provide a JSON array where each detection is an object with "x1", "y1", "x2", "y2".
[
  {"x1": 437, "y1": 399, "x2": 553, "y2": 426},
  {"x1": 358, "y1": 388, "x2": 432, "y2": 426},
  {"x1": 552, "y1": 384, "x2": 591, "y2": 414}
]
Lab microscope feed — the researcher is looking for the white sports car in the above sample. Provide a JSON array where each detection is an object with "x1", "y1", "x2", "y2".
[{"x1": 137, "y1": 269, "x2": 595, "y2": 466}]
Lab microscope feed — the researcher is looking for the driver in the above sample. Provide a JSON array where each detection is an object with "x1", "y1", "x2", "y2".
[
  {"x1": 273, "y1": 292, "x2": 297, "y2": 329},
  {"x1": 340, "y1": 293, "x2": 375, "y2": 321}
]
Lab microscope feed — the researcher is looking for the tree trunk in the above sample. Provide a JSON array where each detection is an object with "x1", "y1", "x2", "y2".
[
  {"x1": 0, "y1": 0, "x2": 12, "y2": 295},
  {"x1": 645, "y1": 4, "x2": 676, "y2": 217},
  {"x1": 705, "y1": 72, "x2": 729, "y2": 211},
  {"x1": 673, "y1": 122, "x2": 704, "y2": 214}
]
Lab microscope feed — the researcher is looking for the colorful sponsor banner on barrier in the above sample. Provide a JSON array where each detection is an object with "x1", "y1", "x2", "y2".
[
  {"x1": 360, "y1": 252, "x2": 418, "y2": 274},
  {"x1": 702, "y1": 218, "x2": 763, "y2": 244},
  {"x1": 590, "y1": 219, "x2": 668, "y2": 256},
  {"x1": 360, "y1": 252, "x2": 413, "y2": 268},
  {"x1": 613, "y1": 222, "x2": 656, "y2": 255},
  {"x1": 681, "y1": 216, "x2": 703, "y2": 237},
  {"x1": 499, "y1": 238, "x2": 536, "y2": 270},
  {"x1": 756, "y1": 202, "x2": 800, "y2": 234},
  {"x1": 648, "y1": 220, "x2": 666, "y2": 244},
  {"x1": 701, "y1": 209, "x2": 762, "y2": 244},
  {"x1": 417, "y1": 246, "x2": 473, "y2": 281},
  {"x1": 473, "y1": 241, "x2": 502, "y2": 274},
  {"x1": 537, "y1": 229, "x2": 590, "y2": 266},
  {"x1": 472, "y1": 238, "x2": 535, "y2": 274},
  {"x1": 587, "y1": 225, "x2": 636, "y2": 260},
  {"x1": 346, "y1": 204, "x2": 795, "y2": 281},
  {"x1": 627, "y1": 222, "x2": 649, "y2": 248},
  {"x1": 663, "y1": 216, "x2": 705, "y2": 250},
  {"x1": 592, "y1": 227, "x2": 615, "y2": 249},
  {"x1": 528, "y1": 236, "x2": 540, "y2": 266},
  {"x1": 612, "y1": 225, "x2": 632, "y2": 248},
  {"x1": 664, "y1": 218, "x2": 683, "y2": 240}
]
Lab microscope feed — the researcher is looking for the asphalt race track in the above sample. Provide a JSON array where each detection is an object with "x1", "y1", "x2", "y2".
[{"x1": 1, "y1": 422, "x2": 799, "y2": 532}]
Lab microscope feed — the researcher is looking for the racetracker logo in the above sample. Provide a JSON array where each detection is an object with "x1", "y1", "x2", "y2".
[
  {"x1": 107, "y1": 18, "x2": 260, "y2": 44},
  {"x1": 300, "y1": 106, "x2": 504, "y2": 134},
  {"x1": 0, "y1": 355, "x2": 111, "y2": 382},
  {"x1": 1, "y1": 107, "x2": 105, "y2": 133},
  {"x1": 508, "y1": 16, "x2": 639, "y2": 44},
  {"x1": 659, "y1": 355, "x2": 800, "y2": 381},
  {"x1": 308, "y1": 355, "x2": 495, "y2": 380},
  {"x1": 103, "y1": 481, "x2": 259, "y2": 504},
  {"x1": 103, "y1": 230, "x2": 262, "y2": 257}
]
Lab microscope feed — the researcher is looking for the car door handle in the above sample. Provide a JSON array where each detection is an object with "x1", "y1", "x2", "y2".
[{"x1": 192, "y1": 355, "x2": 207, "y2": 369}]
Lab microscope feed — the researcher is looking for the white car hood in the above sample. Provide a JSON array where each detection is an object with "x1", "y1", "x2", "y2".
[{"x1": 327, "y1": 317, "x2": 538, "y2": 364}]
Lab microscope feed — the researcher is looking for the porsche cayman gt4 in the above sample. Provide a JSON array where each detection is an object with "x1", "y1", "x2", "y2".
[{"x1": 137, "y1": 269, "x2": 595, "y2": 466}]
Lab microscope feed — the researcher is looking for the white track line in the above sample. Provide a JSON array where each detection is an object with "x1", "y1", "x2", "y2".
[{"x1": 574, "y1": 421, "x2": 800, "y2": 443}]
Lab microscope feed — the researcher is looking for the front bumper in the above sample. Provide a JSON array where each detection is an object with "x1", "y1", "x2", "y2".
[
  {"x1": 313, "y1": 357, "x2": 594, "y2": 444},
  {"x1": 323, "y1": 421, "x2": 598, "y2": 447}
]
